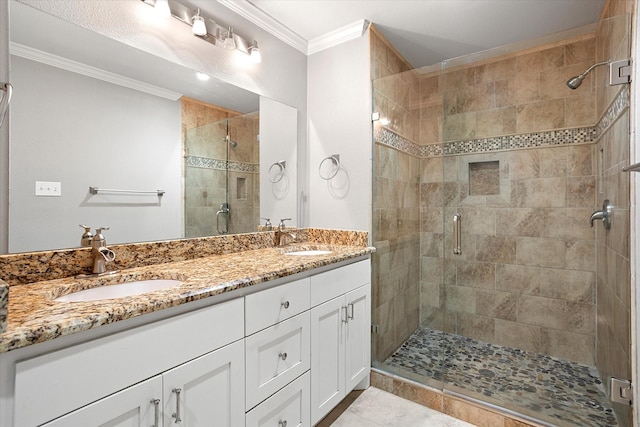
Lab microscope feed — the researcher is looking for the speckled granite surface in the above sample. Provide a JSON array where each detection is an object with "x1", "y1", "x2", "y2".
[{"x1": 0, "y1": 229, "x2": 372, "y2": 352}]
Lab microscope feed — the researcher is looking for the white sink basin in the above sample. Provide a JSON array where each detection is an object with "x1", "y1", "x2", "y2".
[
  {"x1": 55, "y1": 279, "x2": 183, "y2": 302},
  {"x1": 285, "y1": 250, "x2": 333, "y2": 256}
]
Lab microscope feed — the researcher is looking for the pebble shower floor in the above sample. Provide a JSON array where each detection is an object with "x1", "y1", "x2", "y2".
[{"x1": 383, "y1": 327, "x2": 618, "y2": 426}]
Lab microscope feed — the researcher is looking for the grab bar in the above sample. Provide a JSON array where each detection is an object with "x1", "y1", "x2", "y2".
[
  {"x1": 453, "y1": 213, "x2": 462, "y2": 255},
  {"x1": 216, "y1": 203, "x2": 230, "y2": 234},
  {"x1": 0, "y1": 82, "x2": 13, "y2": 128}
]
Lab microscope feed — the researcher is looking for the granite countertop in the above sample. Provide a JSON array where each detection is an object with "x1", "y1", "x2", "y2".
[{"x1": 0, "y1": 243, "x2": 374, "y2": 354}]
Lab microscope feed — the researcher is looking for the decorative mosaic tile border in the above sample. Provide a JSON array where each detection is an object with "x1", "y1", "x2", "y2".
[
  {"x1": 186, "y1": 155, "x2": 259, "y2": 174},
  {"x1": 594, "y1": 85, "x2": 630, "y2": 140},
  {"x1": 375, "y1": 86, "x2": 629, "y2": 158}
]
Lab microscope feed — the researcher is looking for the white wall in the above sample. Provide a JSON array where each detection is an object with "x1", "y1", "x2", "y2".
[
  {"x1": 9, "y1": 56, "x2": 182, "y2": 252},
  {"x1": 259, "y1": 97, "x2": 298, "y2": 226},
  {"x1": 307, "y1": 32, "x2": 372, "y2": 233}
]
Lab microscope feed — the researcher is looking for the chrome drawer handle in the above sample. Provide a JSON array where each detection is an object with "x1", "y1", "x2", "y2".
[
  {"x1": 150, "y1": 398, "x2": 160, "y2": 427},
  {"x1": 279, "y1": 352, "x2": 288, "y2": 361},
  {"x1": 172, "y1": 388, "x2": 182, "y2": 423},
  {"x1": 347, "y1": 302, "x2": 355, "y2": 320},
  {"x1": 279, "y1": 421, "x2": 288, "y2": 427},
  {"x1": 281, "y1": 300, "x2": 290, "y2": 309}
]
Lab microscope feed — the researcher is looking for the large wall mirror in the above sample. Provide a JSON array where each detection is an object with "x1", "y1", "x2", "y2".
[{"x1": 7, "y1": 1, "x2": 297, "y2": 253}]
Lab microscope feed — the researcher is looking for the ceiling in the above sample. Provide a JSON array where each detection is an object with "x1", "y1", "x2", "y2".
[{"x1": 237, "y1": 0, "x2": 607, "y2": 68}]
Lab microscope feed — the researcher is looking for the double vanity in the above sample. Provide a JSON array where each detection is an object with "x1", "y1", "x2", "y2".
[{"x1": 0, "y1": 229, "x2": 374, "y2": 427}]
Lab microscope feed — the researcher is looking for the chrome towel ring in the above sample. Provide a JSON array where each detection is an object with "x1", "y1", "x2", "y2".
[
  {"x1": 268, "y1": 160, "x2": 286, "y2": 183},
  {"x1": 319, "y1": 154, "x2": 340, "y2": 180}
]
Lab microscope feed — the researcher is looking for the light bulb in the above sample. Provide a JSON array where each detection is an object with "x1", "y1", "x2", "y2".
[
  {"x1": 154, "y1": 0, "x2": 171, "y2": 18},
  {"x1": 249, "y1": 41, "x2": 261, "y2": 63},
  {"x1": 223, "y1": 27, "x2": 236, "y2": 50},
  {"x1": 192, "y1": 13, "x2": 207, "y2": 36}
]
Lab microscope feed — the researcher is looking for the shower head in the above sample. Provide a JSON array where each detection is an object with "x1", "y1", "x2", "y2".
[
  {"x1": 566, "y1": 60, "x2": 610, "y2": 90},
  {"x1": 566, "y1": 75, "x2": 586, "y2": 90}
]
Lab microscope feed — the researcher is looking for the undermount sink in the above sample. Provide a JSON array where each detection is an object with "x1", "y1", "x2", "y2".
[
  {"x1": 285, "y1": 250, "x2": 333, "y2": 256},
  {"x1": 55, "y1": 279, "x2": 183, "y2": 302}
]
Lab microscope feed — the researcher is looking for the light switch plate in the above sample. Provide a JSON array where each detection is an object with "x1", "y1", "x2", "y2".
[{"x1": 35, "y1": 181, "x2": 62, "y2": 196}]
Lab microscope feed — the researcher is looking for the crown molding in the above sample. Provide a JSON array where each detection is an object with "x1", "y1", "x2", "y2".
[
  {"x1": 9, "y1": 42, "x2": 182, "y2": 101},
  {"x1": 217, "y1": 0, "x2": 308, "y2": 54},
  {"x1": 308, "y1": 19, "x2": 369, "y2": 55}
]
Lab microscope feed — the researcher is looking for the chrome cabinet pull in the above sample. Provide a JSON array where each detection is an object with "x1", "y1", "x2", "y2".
[
  {"x1": 347, "y1": 303, "x2": 355, "y2": 320},
  {"x1": 453, "y1": 213, "x2": 462, "y2": 255},
  {"x1": 279, "y1": 421, "x2": 288, "y2": 427},
  {"x1": 279, "y1": 352, "x2": 288, "y2": 361},
  {"x1": 150, "y1": 398, "x2": 160, "y2": 427},
  {"x1": 172, "y1": 388, "x2": 182, "y2": 423},
  {"x1": 281, "y1": 300, "x2": 290, "y2": 309},
  {"x1": 342, "y1": 306, "x2": 348, "y2": 323}
]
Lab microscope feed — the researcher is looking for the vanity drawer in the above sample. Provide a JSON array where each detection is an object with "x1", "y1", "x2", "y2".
[
  {"x1": 246, "y1": 371, "x2": 310, "y2": 427},
  {"x1": 245, "y1": 312, "x2": 310, "y2": 410},
  {"x1": 310, "y1": 260, "x2": 370, "y2": 306},
  {"x1": 245, "y1": 277, "x2": 310, "y2": 335}
]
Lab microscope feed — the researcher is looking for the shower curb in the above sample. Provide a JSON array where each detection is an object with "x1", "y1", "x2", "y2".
[{"x1": 370, "y1": 368, "x2": 553, "y2": 427}]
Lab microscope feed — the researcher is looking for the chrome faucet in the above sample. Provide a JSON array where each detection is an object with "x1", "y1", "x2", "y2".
[
  {"x1": 91, "y1": 227, "x2": 116, "y2": 274},
  {"x1": 277, "y1": 218, "x2": 296, "y2": 246},
  {"x1": 590, "y1": 199, "x2": 612, "y2": 230}
]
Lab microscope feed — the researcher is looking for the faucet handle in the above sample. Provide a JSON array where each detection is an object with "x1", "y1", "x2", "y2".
[
  {"x1": 95, "y1": 226, "x2": 110, "y2": 234},
  {"x1": 279, "y1": 218, "x2": 292, "y2": 230},
  {"x1": 261, "y1": 217, "x2": 272, "y2": 227}
]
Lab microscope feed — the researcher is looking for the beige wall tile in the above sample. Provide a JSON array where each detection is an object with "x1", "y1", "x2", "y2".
[
  {"x1": 496, "y1": 264, "x2": 541, "y2": 295},
  {"x1": 457, "y1": 312, "x2": 496, "y2": 342},
  {"x1": 539, "y1": 268, "x2": 595, "y2": 303},
  {"x1": 516, "y1": 45, "x2": 565, "y2": 73},
  {"x1": 476, "y1": 106, "x2": 517, "y2": 138},
  {"x1": 566, "y1": 176, "x2": 596, "y2": 207},
  {"x1": 496, "y1": 208, "x2": 542, "y2": 237},
  {"x1": 517, "y1": 177, "x2": 566, "y2": 208},
  {"x1": 456, "y1": 261, "x2": 495, "y2": 289},
  {"x1": 516, "y1": 98, "x2": 565, "y2": 133},
  {"x1": 516, "y1": 237, "x2": 566, "y2": 268},
  {"x1": 476, "y1": 235, "x2": 517, "y2": 263},
  {"x1": 565, "y1": 93, "x2": 597, "y2": 127},
  {"x1": 476, "y1": 290, "x2": 518, "y2": 321},
  {"x1": 517, "y1": 295, "x2": 595, "y2": 335}
]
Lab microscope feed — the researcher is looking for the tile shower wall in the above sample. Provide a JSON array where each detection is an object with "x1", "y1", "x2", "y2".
[
  {"x1": 371, "y1": 27, "x2": 423, "y2": 361},
  {"x1": 434, "y1": 36, "x2": 600, "y2": 365}
]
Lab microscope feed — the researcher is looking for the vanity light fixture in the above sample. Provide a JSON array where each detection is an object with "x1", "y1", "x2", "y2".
[
  {"x1": 223, "y1": 27, "x2": 237, "y2": 50},
  {"x1": 141, "y1": 0, "x2": 261, "y2": 62},
  {"x1": 191, "y1": 9, "x2": 207, "y2": 36},
  {"x1": 154, "y1": 0, "x2": 171, "y2": 18},
  {"x1": 249, "y1": 41, "x2": 262, "y2": 63}
]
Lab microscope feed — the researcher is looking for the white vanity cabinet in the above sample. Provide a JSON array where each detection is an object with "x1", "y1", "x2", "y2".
[
  {"x1": 12, "y1": 298, "x2": 245, "y2": 427},
  {"x1": 40, "y1": 376, "x2": 162, "y2": 427},
  {"x1": 40, "y1": 340, "x2": 245, "y2": 427},
  {"x1": 309, "y1": 261, "x2": 371, "y2": 425},
  {"x1": 1, "y1": 257, "x2": 371, "y2": 427}
]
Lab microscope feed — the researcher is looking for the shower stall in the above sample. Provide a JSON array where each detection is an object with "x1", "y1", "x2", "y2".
[
  {"x1": 183, "y1": 98, "x2": 260, "y2": 237},
  {"x1": 370, "y1": 5, "x2": 632, "y2": 427}
]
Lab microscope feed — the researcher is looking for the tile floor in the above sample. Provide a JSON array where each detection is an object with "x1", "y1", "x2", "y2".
[
  {"x1": 317, "y1": 387, "x2": 477, "y2": 427},
  {"x1": 383, "y1": 327, "x2": 618, "y2": 426}
]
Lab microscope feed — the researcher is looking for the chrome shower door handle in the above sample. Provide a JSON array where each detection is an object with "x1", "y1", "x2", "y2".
[
  {"x1": 216, "y1": 203, "x2": 230, "y2": 234},
  {"x1": 0, "y1": 82, "x2": 13, "y2": 128},
  {"x1": 453, "y1": 213, "x2": 462, "y2": 255}
]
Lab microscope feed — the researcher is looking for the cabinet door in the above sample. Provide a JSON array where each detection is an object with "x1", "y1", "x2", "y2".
[
  {"x1": 345, "y1": 284, "x2": 371, "y2": 391},
  {"x1": 310, "y1": 296, "x2": 345, "y2": 425},
  {"x1": 163, "y1": 340, "x2": 245, "y2": 427},
  {"x1": 41, "y1": 376, "x2": 162, "y2": 427}
]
